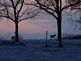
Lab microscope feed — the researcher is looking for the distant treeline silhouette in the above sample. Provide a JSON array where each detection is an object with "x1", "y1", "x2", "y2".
[{"x1": 63, "y1": 35, "x2": 81, "y2": 39}]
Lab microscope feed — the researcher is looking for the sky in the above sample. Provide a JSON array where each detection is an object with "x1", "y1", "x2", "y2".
[
  {"x1": 0, "y1": 13, "x2": 81, "y2": 40},
  {"x1": 0, "y1": 0, "x2": 81, "y2": 40}
]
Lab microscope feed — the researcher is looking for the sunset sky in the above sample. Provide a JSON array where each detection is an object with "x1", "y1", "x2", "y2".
[
  {"x1": 0, "y1": 13, "x2": 81, "y2": 40},
  {"x1": 0, "y1": 0, "x2": 81, "y2": 40}
]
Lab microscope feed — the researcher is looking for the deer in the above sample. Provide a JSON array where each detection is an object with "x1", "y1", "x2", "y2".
[{"x1": 50, "y1": 34, "x2": 56, "y2": 40}]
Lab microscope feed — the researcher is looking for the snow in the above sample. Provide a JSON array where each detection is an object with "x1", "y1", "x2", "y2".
[{"x1": 0, "y1": 39, "x2": 81, "y2": 61}]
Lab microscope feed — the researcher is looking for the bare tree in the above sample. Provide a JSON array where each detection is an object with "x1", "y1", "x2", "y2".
[
  {"x1": 0, "y1": 0, "x2": 40, "y2": 42},
  {"x1": 33, "y1": 0, "x2": 81, "y2": 47},
  {"x1": 66, "y1": 0, "x2": 81, "y2": 31}
]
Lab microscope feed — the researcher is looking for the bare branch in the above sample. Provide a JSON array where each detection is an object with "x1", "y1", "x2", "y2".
[
  {"x1": 35, "y1": 0, "x2": 57, "y2": 19},
  {"x1": 17, "y1": 0, "x2": 24, "y2": 19},
  {"x1": 18, "y1": 9, "x2": 41, "y2": 22},
  {"x1": 62, "y1": 0, "x2": 81, "y2": 11}
]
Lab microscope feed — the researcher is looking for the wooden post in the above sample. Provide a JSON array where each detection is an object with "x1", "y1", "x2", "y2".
[{"x1": 45, "y1": 31, "x2": 48, "y2": 47}]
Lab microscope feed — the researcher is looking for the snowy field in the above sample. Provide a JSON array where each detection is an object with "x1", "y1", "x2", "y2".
[{"x1": 0, "y1": 39, "x2": 81, "y2": 61}]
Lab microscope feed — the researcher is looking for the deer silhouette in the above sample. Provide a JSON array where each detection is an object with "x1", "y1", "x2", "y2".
[{"x1": 50, "y1": 34, "x2": 56, "y2": 40}]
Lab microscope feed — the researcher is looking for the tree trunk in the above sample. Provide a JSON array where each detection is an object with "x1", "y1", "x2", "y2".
[
  {"x1": 15, "y1": 22, "x2": 19, "y2": 42},
  {"x1": 57, "y1": 12, "x2": 62, "y2": 47}
]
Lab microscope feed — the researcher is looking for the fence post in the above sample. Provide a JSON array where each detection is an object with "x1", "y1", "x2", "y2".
[{"x1": 45, "y1": 31, "x2": 48, "y2": 47}]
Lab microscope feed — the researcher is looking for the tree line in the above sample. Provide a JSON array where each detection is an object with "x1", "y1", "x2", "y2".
[{"x1": 0, "y1": 0, "x2": 81, "y2": 47}]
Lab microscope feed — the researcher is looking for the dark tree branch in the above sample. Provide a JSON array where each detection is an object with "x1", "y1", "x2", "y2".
[
  {"x1": 35, "y1": 0, "x2": 57, "y2": 19},
  {"x1": 62, "y1": 0, "x2": 81, "y2": 11},
  {"x1": 17, "y1": 0, "x2": 24, "y2": 20},
  {"x1": 18, "y1": 9, "x2": 41, "y2": 22}
]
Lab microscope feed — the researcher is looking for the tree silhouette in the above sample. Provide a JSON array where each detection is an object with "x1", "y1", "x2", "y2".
[
  {"x1": 68, "y1": 0, "x2": 81, "y2": 31},
  {"x1": 34, "y1": 0, "x2": 81, "y2": 47},
  {"x1": 0, "y1": 0, "x2": 40, "y2": 42}
]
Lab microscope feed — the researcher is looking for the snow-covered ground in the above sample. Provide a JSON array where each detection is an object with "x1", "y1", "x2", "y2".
[{"x1": 0, "y1": 39, "x2": 81, "y2": 61}]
